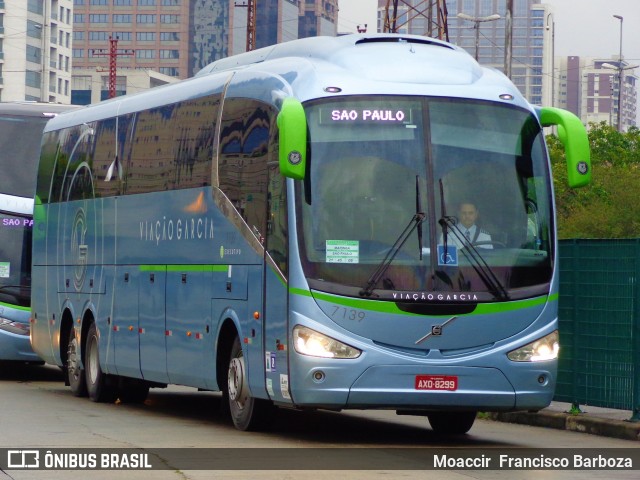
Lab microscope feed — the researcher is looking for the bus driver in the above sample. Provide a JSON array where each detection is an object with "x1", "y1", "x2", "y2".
[{"x1": 440, "y1": 202, "x2": 493, "y2": 250}]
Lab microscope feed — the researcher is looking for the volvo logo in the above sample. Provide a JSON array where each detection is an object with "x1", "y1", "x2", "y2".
[
  {"x1": 415, "y1": 316, "x2": 458, "y2": 345},
  {"x1": 431, "y1": 325, "x2": 443, "y2": 336}
]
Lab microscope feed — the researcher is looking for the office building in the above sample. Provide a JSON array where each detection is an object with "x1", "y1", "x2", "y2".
[
  {"x1": 299, "y1": 0, "x2": 338, "y2": 38},
  {"x1": 70, "y1": 67, "x2": 176, "y2": 104},
  {"x1": 72, "y1": 1, "x2": 310, "y2": 79},
  {"x1": 376, "y1": 0, "x2": 554, "y2": 107},
  {"x1": 556, "y1": 55, "x2": 638, "y2": 131},
  {"x1": 0, "y1": 0, "x2": 73, "y2": 103}
]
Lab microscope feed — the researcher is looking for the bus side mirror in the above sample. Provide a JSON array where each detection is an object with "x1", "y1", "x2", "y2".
[
  {"x1": 277, "y1": 97, "x2": 307, "y2": 180},
  {"x1": 539, "y1": 106, "x2": 591, "y2": 188}
]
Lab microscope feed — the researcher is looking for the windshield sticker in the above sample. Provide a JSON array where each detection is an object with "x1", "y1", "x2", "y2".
[
  {"x1": 437, "y1": 245, "x2": 459, "y2": 266},
  {"x1": 0, "y1": 262, "x2": 9, "y2": 278},
  {"x1": 326, "y1": 240, "x2": 359, "y2": 264}
]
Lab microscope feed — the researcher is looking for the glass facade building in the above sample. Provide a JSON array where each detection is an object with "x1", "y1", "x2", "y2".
[{"x1": 376, "y1": 0, "x2": 554, "y2": 107}]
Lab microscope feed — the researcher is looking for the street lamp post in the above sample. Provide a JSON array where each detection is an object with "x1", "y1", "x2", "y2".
[
  {"x1": 457, "y1": 13, "x2": 501, "y2": 62},
  {"x1": 614, "y1": 15, "x2": 623, "y2": 132},
  {"x1": 609, "y1": 74, "x2": 614, "y2": 127},
  {"x1": 546, "y1": 12, "x2": 555, "y2": 107}
]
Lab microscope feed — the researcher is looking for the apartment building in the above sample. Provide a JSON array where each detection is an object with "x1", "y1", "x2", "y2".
[{"x1": 0, "y1": 0, "x2": 73, "y2": 102}]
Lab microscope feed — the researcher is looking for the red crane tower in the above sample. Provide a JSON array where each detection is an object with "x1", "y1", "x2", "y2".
[
  {"x1": 91, "y1": 37, "x2": 134, "y2": 99},
  {"x1": 235, "y1": 0, "x2": 257, "y2": 52}
]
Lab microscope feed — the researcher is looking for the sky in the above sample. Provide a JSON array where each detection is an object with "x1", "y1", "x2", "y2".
[{"x1": 337, "y1": 0, "x2": 640, "y2": 66}]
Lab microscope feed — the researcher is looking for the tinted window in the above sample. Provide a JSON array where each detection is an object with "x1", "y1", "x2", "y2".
[
  {"x1": 124, "y1": 95, "x2": 219, "y2": 194},
  {"x1": 219, "y1": 98, "x2": 277, "y2": 247}
]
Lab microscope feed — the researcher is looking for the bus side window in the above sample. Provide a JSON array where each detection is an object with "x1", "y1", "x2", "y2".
[
  {"x1": 124, "y1": 96, "x2": 218, "y2": 194},
  {"x1": 219, "y1": 98, "x2": 278, "y2": 246},
  {"x1": 93, "y1": 117, "x2": 121, "y2": 197},
  {"x1": 56, "y1": 123, "x2": 96, "y2": 202}
]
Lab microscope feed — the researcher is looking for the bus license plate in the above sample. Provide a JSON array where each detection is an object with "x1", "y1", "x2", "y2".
[{"x1": 415, "y1": 375, "x2": 458, "y2": 391}]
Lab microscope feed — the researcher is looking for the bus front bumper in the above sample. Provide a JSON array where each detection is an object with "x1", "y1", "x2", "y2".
[
  {"x1": 0, "y1": 329, "x2": 40, "y2": 362},
  {"x1": 289, "y1": 363, "x2": 555, "y2": 412}
]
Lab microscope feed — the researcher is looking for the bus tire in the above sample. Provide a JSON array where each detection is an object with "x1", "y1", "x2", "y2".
[
  {"x1": 85, "y1": 323, "x2": 117, "y2": 403},
  {"x1": 66, "y1": 326, "x2": 87, "y2": 397},
  {"x1": 427, "y1": 411, "x2": 477, "y2": 435},
  {"x1": 226, "y1": 336, "x2": 274, "y2": 431}
]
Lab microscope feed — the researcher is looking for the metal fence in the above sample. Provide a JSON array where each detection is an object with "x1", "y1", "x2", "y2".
[{"x1": 556, "y1": 239, "x2": 640, "y2": 420}]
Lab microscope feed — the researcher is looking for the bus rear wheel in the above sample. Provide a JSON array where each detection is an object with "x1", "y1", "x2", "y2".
[
  {"x1": 226, "y1": 336, "x2": 274, "y2": 431},
  {"x1": 85, "y1": 323, "x2": 117, "y2": 403},
  {"x1": 66, "y1": 327, "x2": 87, "y2": 397},
  {"x1": 427, "y1": 411, "x2": 477, "y2": 435}
]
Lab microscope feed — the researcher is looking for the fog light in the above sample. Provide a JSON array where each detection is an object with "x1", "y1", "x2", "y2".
[{"x1": 507, "y1": 330, "x2": 559, "y2": 362}]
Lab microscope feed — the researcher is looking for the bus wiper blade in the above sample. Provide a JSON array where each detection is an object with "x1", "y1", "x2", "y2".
[
  {"x1": 438, "y1": 217, "x2": 509, "y2": 301},
  {"x1": 359, "y1": 212, "x2": 426, "y2": 298}
]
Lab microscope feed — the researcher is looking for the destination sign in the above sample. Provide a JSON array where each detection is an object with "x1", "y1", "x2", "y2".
[
  {"x1": 319, "y1": 107, "x2": 412, "y2": 124},
  {"x1": 1, "y1": 217, "x2": 33, "y2": 229}
]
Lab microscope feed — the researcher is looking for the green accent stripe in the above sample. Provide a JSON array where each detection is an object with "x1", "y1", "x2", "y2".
[
  {"x1": 0, "y1": 300, "x2": 30, "y2": 312},
  {"x1": 139, "y1": 265, "x2": 167, "y2": 272},
  {"x1": 139, "y1": 264, "x2": 228, "y2": 272},
  {"x1": 289, "y1": 288, "x2": 557, "y2": 317}
]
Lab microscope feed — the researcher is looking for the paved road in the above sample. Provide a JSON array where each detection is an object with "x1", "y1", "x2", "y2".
[{"x1": 0, "y1": 363, "x2": 638, "y2": 480}]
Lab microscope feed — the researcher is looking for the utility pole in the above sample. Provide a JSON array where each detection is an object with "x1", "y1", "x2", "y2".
[
  {"x1": 235, "y1": 0, "x2": 257, "y2": 52},
  {"x1": 614, "y1": 15, "x2": 623, "y2": 132},
  {"x1": 457, "y1": 13, "x2": 500, "y2": 61},
  {"x1": 383, "y1": 1, "x2": 449, "y2": 42},
  {"x1": 40, "y1": 0, "x2": 50, "y2": 102},
  {"x1": 91, "y1": 37, "x2": 134, "y2": 99},
  {"x1": 504, "y1": 0, "x2": 513, "y2": 79}
]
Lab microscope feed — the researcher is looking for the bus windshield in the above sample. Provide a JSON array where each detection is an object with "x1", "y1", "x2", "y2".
[
  {"x1": 296, "y1": 96, "x2": 553, "y2": 301},
  {"x1": 0, "y1": 213, "x2": 32, "y2": 308},
  {"x1": 0, "y1": 114, "x2": 50, "y2": 198}
]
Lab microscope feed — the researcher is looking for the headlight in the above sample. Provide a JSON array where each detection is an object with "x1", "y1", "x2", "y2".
[
  {"x1": 507, "y1": 330, "x2": 559, "y2": 362},
  {"x1": 0, "y1": 318, "x2": 31, "y2": 336},
  {"x1": 293, "y1": 325, "x2": 361, "y2": 359}
]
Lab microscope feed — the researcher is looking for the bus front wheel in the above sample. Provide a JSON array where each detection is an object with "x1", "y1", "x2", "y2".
[
  {"x1": 427, "y1": 411, "x2": 477, "y2": 435},
  {"x1": 85, "y1": 323, "x2": 117, "y2": 403},
  {"x1": 226, "y1": 336, "x2": 274, "y2": 431}
]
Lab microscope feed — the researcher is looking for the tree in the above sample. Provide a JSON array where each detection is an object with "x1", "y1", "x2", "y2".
[{"x1": 548, "y1": 122, "x2": 640, "y2": 238}]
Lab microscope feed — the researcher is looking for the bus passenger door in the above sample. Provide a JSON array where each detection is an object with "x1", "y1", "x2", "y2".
[
  {"x1": 139, "y1": 267, "x2": 169, "y2": 383},
  {"x1": 263, "y1": 164, "x2": 292, "y2": 404}
]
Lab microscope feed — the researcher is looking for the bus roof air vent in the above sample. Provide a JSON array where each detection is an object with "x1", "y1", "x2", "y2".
[{"x1": 355, "y1": 36, "x2": 454, "y2": 51}]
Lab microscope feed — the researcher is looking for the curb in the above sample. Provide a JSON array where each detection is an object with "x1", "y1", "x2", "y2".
[{"x1": 488, "y1": 411, "x2": 640, "y2": 441}]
